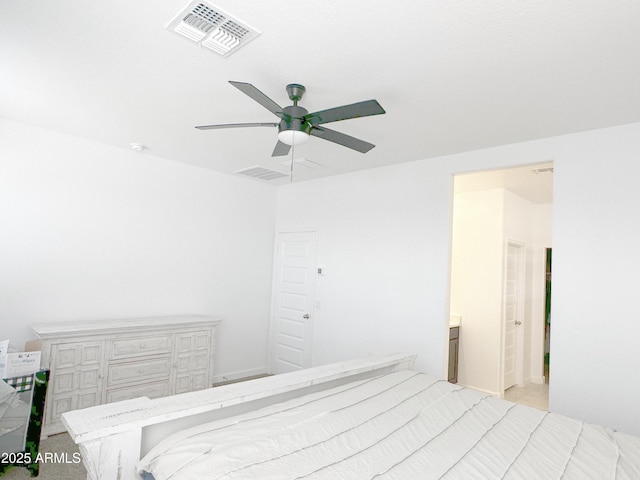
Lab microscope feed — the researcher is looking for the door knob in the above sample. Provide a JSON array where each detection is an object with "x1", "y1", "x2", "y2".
[
  {"x1": 303, "y1": 314, "x2": 310, "y2": 319},
  {"x1": 515, "y1": 320, "x2": 522, "y2": 325}
]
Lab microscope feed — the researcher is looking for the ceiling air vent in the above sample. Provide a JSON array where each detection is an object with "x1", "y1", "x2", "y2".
[
  {"x1": 235, "y1": 166, "x2": 289, "y2": 182},
  {"x1": 167, "y1": 1, "x2": 260, "y2": 57},
  {"x1": 531, "y1": 167, "x2": 554, "y2": 174}
]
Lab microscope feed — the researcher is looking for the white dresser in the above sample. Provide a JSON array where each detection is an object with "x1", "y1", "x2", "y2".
[{"x1": 30, "y1": 315, "x2": 222, "y2": 437}]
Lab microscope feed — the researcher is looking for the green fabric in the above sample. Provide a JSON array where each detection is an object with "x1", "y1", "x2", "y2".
[{"x1": 0, "y1": 369, "x2": 49, "y2": 478}]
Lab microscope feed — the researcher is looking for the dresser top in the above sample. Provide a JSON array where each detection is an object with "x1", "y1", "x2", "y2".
[{"x1": 30, "y1": 315, "x2": 222, "y2": 338}]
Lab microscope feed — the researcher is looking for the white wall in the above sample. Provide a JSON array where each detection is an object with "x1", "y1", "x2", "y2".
[
  {"x1": 0, "y1": 118, "x2": 277, "y2": 379},
  {"x1": 449, "y1": 189, "x2": 505, "y2": 394},
  {"x1": 551, "y1": 123, "x2": 640, "y2": 435},
  {"x1": 276, "y1": 122, "x2": 640, "y2": 435},
  {"x1": 276, "y1": 161, "x2": 455, "y2": 376}
]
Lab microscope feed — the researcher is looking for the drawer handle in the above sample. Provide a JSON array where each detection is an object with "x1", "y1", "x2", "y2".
[
  {"x1": 140, "y1": 344, "x2": 146, "y2": 349},
  {"x1": 138, "y1": 368, "x2": 145, "y2": 374}
]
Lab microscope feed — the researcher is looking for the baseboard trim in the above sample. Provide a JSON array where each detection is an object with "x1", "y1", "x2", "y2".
[
  {"x1": 530, "y1": 375, "x2": 546, "y2": 385},
  {"x1": 459, "y1": 383, "x2": 501, "y2": 397}
]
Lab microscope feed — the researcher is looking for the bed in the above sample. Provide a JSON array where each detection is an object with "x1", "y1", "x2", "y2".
[{"x1": 62, "y1": 354, "x2": 640, "y2": 480}]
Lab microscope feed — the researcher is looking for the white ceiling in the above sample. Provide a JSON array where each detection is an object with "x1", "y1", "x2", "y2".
[{"x1": 2, "y1": 1, "x2": 639, "y2": 183}]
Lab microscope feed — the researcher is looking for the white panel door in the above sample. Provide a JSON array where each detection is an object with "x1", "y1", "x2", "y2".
[
  {"x1": 503, "y1": 242, "x2": 523, "y2": 390},
  {"x1": 271, "y1": 230, "x2": 318, "y2": 374}
]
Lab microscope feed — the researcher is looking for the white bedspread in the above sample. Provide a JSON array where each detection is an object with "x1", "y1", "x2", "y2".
[{"x1": 138, "y1": 371, "x2": 640, "y2": 480}]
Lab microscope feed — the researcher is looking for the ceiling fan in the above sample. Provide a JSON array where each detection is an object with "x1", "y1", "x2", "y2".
[{"x1": 196, "y1": 81, "x2": 386, "y2": 157}]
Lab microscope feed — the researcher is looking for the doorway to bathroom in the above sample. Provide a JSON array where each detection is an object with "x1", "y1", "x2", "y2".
[{"x1": 449, "y1": 162, "x2": 553, "y2": 406}]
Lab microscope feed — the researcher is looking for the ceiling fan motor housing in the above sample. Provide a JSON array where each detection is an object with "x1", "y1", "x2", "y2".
[{"x1": 279, "y1": 105, "x2": 311, "y2": 135}]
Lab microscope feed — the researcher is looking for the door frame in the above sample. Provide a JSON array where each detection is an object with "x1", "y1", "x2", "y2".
[
  {"x1": 500, "y1": 239, "x2": 526, "y2": 394},
  {"x1": 268, "y1": 226, "x2": 319, "y2": 374}
]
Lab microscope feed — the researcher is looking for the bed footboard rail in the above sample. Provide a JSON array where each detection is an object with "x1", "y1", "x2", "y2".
[{"x1": 62, "y1": 353, "x2": 415, "y2": 480}]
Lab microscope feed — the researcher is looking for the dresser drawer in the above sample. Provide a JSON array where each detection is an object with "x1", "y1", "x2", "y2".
[
  {"x1": 108, "y1": 357, "x2": 170, "y2": 385},
  {"x1": 110, "y1": 335, "x2": 172, "y2": 359},
  {"x1": 106, "y1": 381, "x2": 169, "y2": 403}
]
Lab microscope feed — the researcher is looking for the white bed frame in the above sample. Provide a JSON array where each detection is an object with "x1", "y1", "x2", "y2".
[{"x1": 62, "y1": 353, "x2": 416, "y2": 480}]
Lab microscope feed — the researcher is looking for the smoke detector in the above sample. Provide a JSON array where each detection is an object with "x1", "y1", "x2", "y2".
[
  {"x1": 167, "y1": 1, "x2": 260, "y2": 57},
  {"x1": 130, "y1": 143, "x2": 146, "y2": 152}
]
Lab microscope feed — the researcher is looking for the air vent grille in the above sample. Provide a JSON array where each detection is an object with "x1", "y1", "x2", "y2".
[
  {"x1": 532, "y1": 167, "x2": 554, "y2": 174},
  {"x1": 191, "y1": 3, "x2": 225, "y2": 27},
  {"x1": 222, "y1": 20, "x2": 250, "y2": 39},
  {"x1": 235, "y1": 166, "x2": 289, "y2": 181},
  {"x1": 167, "y1": 1, "x2": 260, "y2": 57}
]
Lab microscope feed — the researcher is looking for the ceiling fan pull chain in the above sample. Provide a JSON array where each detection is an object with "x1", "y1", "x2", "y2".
[{"x1": 290, "y1": 142, "x2": 295, "y2": 182}]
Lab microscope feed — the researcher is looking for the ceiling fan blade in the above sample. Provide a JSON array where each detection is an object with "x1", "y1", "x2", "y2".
[
  {"x1": 195, "y1": 122, "x2": 277, "y2": 130},
  {"x1": 310, "y1": 126, "x2": 375, "y2": 153},
  {"x1": 229, "y1": 81, "x2": 283, "y2": 118},
  {"x1": 305, "y1": 99, "x2": 385, "y2": 126},
  {"x1": 271, "y1": 140, "x2": 291, "y2": 157}
]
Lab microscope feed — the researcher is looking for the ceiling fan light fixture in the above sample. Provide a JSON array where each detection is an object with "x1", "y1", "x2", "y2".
[{"x1": 278, "y1": 130, "x2": 310, "y2": 146}]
